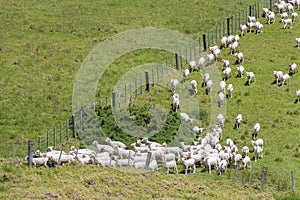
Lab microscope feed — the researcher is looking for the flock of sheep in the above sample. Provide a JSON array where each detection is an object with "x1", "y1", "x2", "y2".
[{"x1": 27, "y1": 2, "x2": 299, "y2": 176}]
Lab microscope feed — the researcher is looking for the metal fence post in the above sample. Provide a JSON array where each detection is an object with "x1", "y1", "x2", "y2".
[
  {"x1": 260, "y1": 166, "x2": 268, "y2": 190},
  {"x1": 27, "y1": 140, "x2": 34, "y2": 168},
  {"x1": 145, "y1": 71, "x2": 150, "y2": 92}
]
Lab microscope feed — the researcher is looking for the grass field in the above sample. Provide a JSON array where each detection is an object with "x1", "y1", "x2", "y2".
[{"x1": 2, "y1": 0, "x2": 300, "y2": 199}]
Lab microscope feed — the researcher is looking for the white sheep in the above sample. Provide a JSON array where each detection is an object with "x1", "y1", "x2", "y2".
[
  {"x1": 227, "y1": 35, "x2": 235, "y2": 44},
  {"x1": 172, "y1": 93, "x2": 180, "y2": 112},
  {"x1": 116, "y1": 158, "x2": 134, "y2": 168},
  {"x1": 253, "y1": 123, "x2": 261, "y2": 139},
  {"x1": 92, "y1": 141, "x2": 116, "y2": 156},
  {"x1": 207, "y1": 53, "x2": 215, "y2": 64},
  {"x1": 296, "y1": 37, "x2": 300, "y2": 48},
  {"x1": 189, "y1": 60, "x2": 197, "y2": 72},
  {"x1": 162, "y1": 155, "x2": 178, "y2": 174},
  {"x1": 218, "y1": 92, "x2": 225, "y2": 108},
  {"x1": 247, "y1": 16, "x2": 256, "y2": 23},
  {"x1": 212, "y1": 48, "x2": 221, "y2": 59},
  {"x1": 262, "y1": 7, "x2": 269, "y2": 18},
  {"x1": 202, "y1": 73, "x2": 210, "y2": 87},
  {"x1": 180, "y1": 112, "x2": 194, "y2": 123},
  {"x1": 205, "y1": 156, "x2": 220, "y2": 174},
  {"x1": 296, "y1": 90, "x2": 300, "y2": 103},
  {"x1": 235, "y1": 114, "x2": 242, "y2": 129},
  {"x1": 289, "y1": 63, "x2": 298, "y2": 75},
  {"x1": 26, "y1": 156, "x2": 49, "y2": 168},
  {"x1": 282, "y1": 18, "x2": 293, "y2": 29},
  {"x1": 246, "y1": 72, "x2": 256, "y2": 85},
  {"x1": 280, "y1": 12, "x2": 288, "y2": 20},
  {"x1": 223, "y1": 67, "x2": 232, "y2": 81},
  {"x1": 170, "y1": 79, "x2": 179, "y2": 93},
  {"x1": 273, "y1": 71, "x2": 283, "y2": 84},
  {"x1": 182, "y1": 158, "x2": 196, "y2": 175},
  {"x1": 220, "y1": 36, "x2": 227, "y2": 49},
  {"x1": 267, "y1": 11, "x2": 276, "y2": 24},
  {"x1": 229, "y1": 41, "x2": 238, "y2": 55},
  {"x1": 130, "y1": 143, "x2": 150, "y2": 154},
  {"x1": 183, "y1": 69, "x2": 190, "y2": 82},
  {"x1": 206, "y1": 80, "x2": 213, "y2": 95},
  {"x1": 106, "y1": 138, "x2": 127, "y2": 149},
  {"x1": 227, "y1": 84, "x2": 233, "y2": 98},
  {"x1": 254, "y1": 145, "x2": 263, "y2": 162},
  {"x1": 251, "y1": 138, "x2": 264, "y2": 150},
  {"x1": 292, "y1": 12, "x2": 298, "y2": 22},
  {"x1": 234, "y1": 52, "x2": 244, "y2": 64},
  {"x1": 192, "y1": 126, "x2": 205, "y2": 135},
  {"x1": 242, "y1": 156, "x2": 251, "y2": 169},
  {"x1": 219, "y1": 80, "x2": 226, "y2": 93},
  {"x1": 217, "y1": 114, "x2": 225, "y2": 128},
  {"x1": 198, "y1": 57, "x2": 205, "y2": 71},
  {"x1": 217, "y1": 159, "x2": 228, "y2": 174},
  {"x1": 222, "y1": 59, "x2": 230, "y2": 69},
  {"x1": 237, "y1": 65, "x2": 245, "y2": 78},
  {"x1": 240, "y1": 24, "x2": 247, "y2": 36},
  {"x1": 190, "y1": 80, "x2": 198, "y2": 94},
  {"x1": 241, "y1": 146, "x2": 250, "y2": 158},
  {"x1": 255, "y1": 22, "x2": 264, "y2": 33},
  {"x1": 281, "y1": 74, "x2": 290, "y2": 86}
]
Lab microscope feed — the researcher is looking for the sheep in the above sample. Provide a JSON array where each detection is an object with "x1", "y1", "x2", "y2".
[
  {"x1": 227, "y1": 35, "x2": 235, "y2": 44},
  {"x1": 92, "y1": 141, "x2": 116, "y2": 156},
  {"x1": 142, "y1": 137, "x2": 165, "y2": 149},
  {"x1": 223, "y1": 67, "x2": 232, "y2": 81},
  {"x1": 240, "y1": 24, "x2": 247, "y2": 36},
  {"x1": 115, "y1": 158, "x2": 134, "y2": 168},
  {"x1": 212, "y1": 48, "x2": 221, "y2": 59},
  {"x1": 189, "y1": 60, "x2": 197, "y2": 72},
  {"x1": 280, "y1": 12, "x2": 289, "y2": 21},
  {"x1": 76, "y1": 154, "x2": 94, "y2": 165},
  {"x1": 207, "y1": 53, "x2": 215, "y2": 64},
  {"x1": 287, "y1": 3, "x2": 294, "y2": 13},
  {"x1": 281, "y1": 73, "x2": 290, "y2": 86},
  {"x1": 227, "y1": 84, "x2": 233, "y2": 98},
  {"x1": 219, "y1": 80, "x2": 226, "y2": 93},
  {"x1": 26, "y1": 156, "x2": 49, "y2": 168},
  {"x1": 242, "y1": 156, "x2": 251, "y2": 169},
  {"x1": 170, "y1": 79, "x2": 179, "y2": 93},
  {"x1": 292, "y1": 12, "x2": 298, "y2": 22},
  {"x1": 217, "y1": 159, "x2": 228, "y2": 174},
  {"x1": 234, "y1": 52, "x2": 244, "y2": 64},
  {"x1": 296, "y1": 90, "x2": 300, "y2": 103},
  {"x1": 162, "y1": 152, "x2": 176, "y2": 162},
  {"x1": 206, "y1": 80, "x2": 213, "y2": 95},
  {"x1": 252, "y1": 123, "x2": 261, "y2": 139},
  {"x1": 267, "y1": 11, "x2": 276, "y2": 24},
  {"x1": 217, "y1": 114, "x2": 225, "y2": 128},
  {"x1": 106, "y1": 138, "x2": 127, "y2": 149},
  {"x1": 205, "y1": 156, "x2": 220, "y2": 174},
  {"x1": 247, "y1": 16, "x2": 256, "y2": 23},
  {"x1": 229, "y1": 41, "x2": 238, "y2": 55},
  {"x1": 226, "y1": 138, "x2": 234, "y2": 148},
  {"x1": 234, "y1": 34, "x2": 240, "y2": 43},
  {"x1": 114, "y1": 146, "x2": 135, "y2": 159},
  {"x1": 235, "y1": 114, "x2": 242, "y2": 129},
  {"x1": 190, "y1": 80, "x2": 198, "y2": 94},
  {"x1": 209, "y1": 45, "x2": 219, "y2": 53},
  {"x1": 282, "y1": 18, "x2": 293, "y2": 29},
  {"x1": 172, "y1": 93, "x2": 180, "y2": 112},
  {"x1": 69, "y1": 146, "x2": 96, "y2": 157},
  {"x1": 202, "y1": 73, "x2": 210, "y2": 87},
  {"x1": 296, "y1": 37, "x2": 300, "y2": 48},
  {"x1": 218, "y1": 91, "x2": 225, "y2": 108},
  {"x1": 192, "y1": 126, "x2": 205, "y2": 136},
  {"x1": 165, "y1": 146, "x2": 181, "y2": 161},
  {"x1": 289, "y1": 63, "x2": 298, "y2": 75},
  {"x1": 241, "y1": 146, "x2": 250, "y2": 158},
  {"x1": 49, "y1": 154, "x2": 75, "y2": 165},
  {"x1": 183, "y1": 69, "x2": 190, "y2": 82},
  {"x1": 237, "y1": 65, "x2": 245, "y2": 78},
  {"x1": 95, "y1": 157, "x2": 116, "y2": 167},
  {"x1": 255, "y1": 22, "x2": 264, "y2": 33},
  {"x1": 247, "y1": 21, "x2": 256, "y2": 33},
  {"x1": 182, "y1": 158, "x2": 196, "y2": 175},
  {"x1": 222, "y1": 59, "x2": 230, "y2": 69},
  {"x1": 233, "y1": 153, "x2": 242, "y2": 167},
  {"x1": 254, "y1": 145, "x2": 263, "y2": 162},
  {"x1": 180, "y1": 112, "x2": 194, "y2": 123},
  {"x1": 262, "y1": 7, "x2": 269, "y2": 18},
  {"x1": 273, "y1": 71, "x2": 283, "y2": 84},
  {"x1": 246, "y1": 72, "x2": 256, "y2": 85},
  {"x1": 162, "y1": 155, "x2": 178, "y2": 174},
  {"x1": 251, "y1": 138, "x2": 264, "y2": 150},
  {"x1": 130, "y1": 143, "x2": 150, "y2": 154},
  {"x1": 220, "y1": 36, "x2": 227, "y2": 49},
  {"x1": 198, "y1": 57, "x2": 205, "y2": 71}
]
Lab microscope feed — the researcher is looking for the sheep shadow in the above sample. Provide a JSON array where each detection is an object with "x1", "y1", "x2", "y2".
[
  {"x1": 188, "y1": 89, "x2": 195, "y2": 96},
  {"x1": 244, "y1": 80, "x2": 250, "y2": 86},
  {"x1": 271, "y1": 80, "x2": 277, "y2": 85},
  {"x1": 294, "y1": 99, "x2": 299, "y2": 104}
]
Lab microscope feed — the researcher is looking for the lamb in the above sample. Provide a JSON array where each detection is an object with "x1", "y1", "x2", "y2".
[
  {"x1": 212, "y1": 48, "x2": 221, "y2": 59},
  {"x1": 223, "y1": 67, "x2": 232, "y2": 81},
  {"x1": 114, "y1": 146, "x2": 135, "y2": 159},
  {"x1": 241, "y1": 146, "x2": 250, "y2": 158},
  {"x1": 202, "y1": 73, "x2": 210, "y2": 87},
  {"x1": 26, "y1": 156, "x2": 49, "y2": 168},
  {"x1": 219, "y1": 80, "x2": 226, "y2": 93},
  {"x1": 207, "y1": 53, "x2": 215, "y2": 64},
  {"x1": 247, "y1": 16, "x2": 256, "y2": 23},
  {"x1": 227, "y1": 35, "x2": 235, "y2": 44},
  {"x1": 282, "y1": 18, "x2": 293, "y2": 29},
  {"x1": 289, "y1": 63, "x2": 298, "y2": 75},
  {"x1": 254, "y1": 145, "x2": 263, "y2": 162},
  {"x1": 190, "y1": 80, "x2": 198, "y2": 94},
  {"x1": 281, "y1": 73, "x2": 290, "y2": 86},
  {"x1": 222, "y1": 59, "x2": 230, "y2": 69},
  {"x1": 180, "y1": 112, "x2": 194, "y2": 123},
  {"x1": 292, "y1": 12, "x2": 298, "y2": 22},
  {"x1": 192, "y1": 126, "x2": 205, "y2": 136},
  {"x1": 182, "y1": 158, "x2": 196, "y2": 175},
  {"x1": 105, "y1": 137, "x2": 127, "y2": 149},
  {"x1": 247, "y1": 21, "x2": 256, "y2": 33},
  {"x1": 237, "y1": 66, "x2": 245, "y2": 78},
  {"x1": 267, "y1": 11, "x2": 276, "y2": 24},
  {"x1": 92, "y1": 141, "x2": 116, "y2": 156},
  {"x1": 170, "y1": 79, "x2": 179, "y2": 93},
  {"x1": 251, "y1": 138, "x2": 264, "y2": 150},
  {"x1": 235, "y1": 114, "x2": 242, "y2": 129},
  {"x1": 252, "y1": 123, "x2": 261, "y2": 139},
  {"x1": 220, "y1": 36, "x2": 227, "y2": 49},
  {"x1": 227, "y1": 84, "x2": 233, "y2": 98},
  {"x1": 182, "y1": 69, "x2": 190, "y2": 82},
  {"x1": 206, "y1": 80, "x2": 213, "y2": 95},
  {"x1": 273, "y1": 71, "x2": 283, "y2": 84},
  {"x1": 217, "y1": 114, "x2": 225, "y2": 128},
  {"x1": 242, "y1": 156, "x2": 251, "y2": 169},
  {"x1": 198, "y1": 57, "x2": 205, "y2": 71},
  {"x1": 217, "y1": 159, "x2": 228, "y2": 174},
  {"x1": 240, "y1": 24, "x2": 247, "y2": 36},
  {"x1": 205, "y1": 156, "x2": 220, "y2": 174},
  {"x1": 233, "y1": 153, "x2": 242, "y2": 167},
  {"x1": 189, "y1": 60, "x2": 197, "y2": 72},
  {"x1": 296, "y1": 90, "x2": 300, "y2": 103},
  {"x1": 49, "y1": 154, "x2": 75, "y2": 165},
  {"x1": 218, "y1": 91, "x2": 225, "y2": 108},
  {"x1": 262, "y1": 7, "x2": 269, "y2": 18},
  {"x1": 280, "y1": 12, "x2": 289, "y2": 20},
  {"x1": 172, "y1": 93, "x2": 180, "y2": 112},
  {"x1": 246, "y1": 72, "x2": 256, "y2": 85},
  {"x1": 296, "y1": 37, "x2": 300, "y2": 48},
  {"x1": 255, "y1": 22, "x2": 264, "y2": 33},
  {"x1": 162, "y1": 155, "x2": 178, "y2": 174},
  {"x1": 234, "y1": 52, "x2": 244, "y2": 64},
  {"x1": 76, "y1": 154, "x2": 94, "y2": 165},
  {"x1": 165, "y1": 146, "x2": 181, "y2": 161},
  {"x1": 130, "y1": 143, "x2": 150, "y2": 154},
  {"x1": 229, "y1": 41, "x2": 239, "y2": 55}
]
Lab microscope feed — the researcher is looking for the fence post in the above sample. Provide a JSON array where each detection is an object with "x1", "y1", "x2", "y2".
[
  {"x1": 27, "y1": 140, "x2": 34, "y2": 168},
  {"x1": 249, "y1": 5, "x2": 252, "y2": 17},
  {"x1": 227, "y1": 17, "x2": 230, "y2": 36},
  {"x1": 38, "y1": 136, "x2": 41, "y2": 151},
  {"x1": 144, "y1": 152, "x2": 152, "y2": 170},
  {"x1": 112, "y1": 91, "x2": 116, "y2": 108},
  {"x1": 185, "y1": 48, "x2": 188, "y2": 64},
  {"x1": 248, "y1": 166, "x2": 254, "y2": 184},
  {"x1": 72, "y1": 114, "x2": 76, "y2": 138},
  {"x1": 145, "y1": 71, "x2": 150, "y2": 92},
  {"x1": 80, "y1": 109, "x2": 83, "y2": 127},
  {"x1": 105, "y1": 96, "x2": 108, "y2": 106},
  {"x1": 175, "y1": 53, "x2": 179, "y2": 70},
  {"x1": 57, "y1": 144, "x2": 65, "y2": 166},
  {"x1": 140, "y1": 74, "x2": 142, "y2": 95},
  {"x1": 270, "y1": 0, "x2": 273, "y2": 11},
  {"x1": 202, "y1": 34, "x2": 207, "y2": 51},
  {"x1": 46, "y1": 131, "x2": 49, "y2": 150},
  {"x1": 260, "y1": 166, "x2": 268, "y2": 190},
  {"x1": 66, "y1": 119, "x2": 69, "y2": 141},
  {"x1": 291, "y1": 171, "x2": 295, "y2": 192},
  {"x1": 180, "y1": 49, "x2": 183, "y2": 69},
  {"x1": 53, "y1": 126, "x2": 56, "y2": 148}
]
